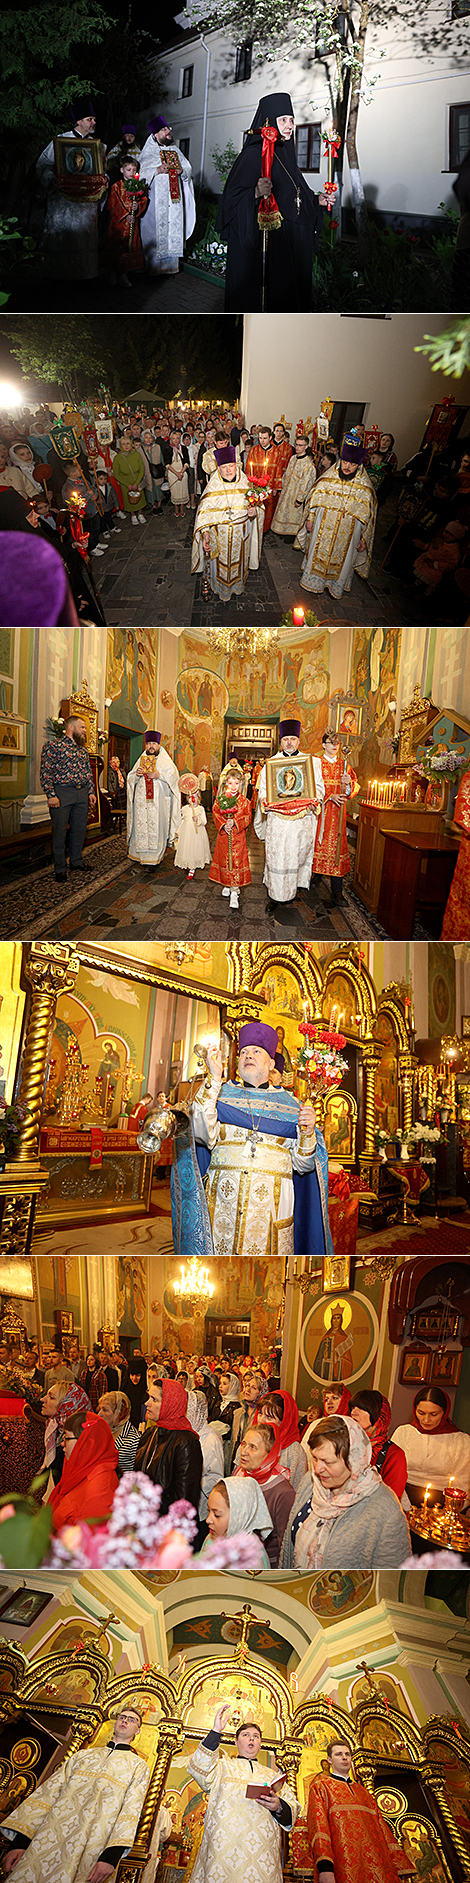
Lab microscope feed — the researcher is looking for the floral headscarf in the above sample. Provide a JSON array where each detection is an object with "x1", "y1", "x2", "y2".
[
  {"x1": 56, "y1": 1383, "x2": 91, "y2": 1429},
  {"x1": 290, "y1": 1417, "x2": 380, "y2": 1570}
]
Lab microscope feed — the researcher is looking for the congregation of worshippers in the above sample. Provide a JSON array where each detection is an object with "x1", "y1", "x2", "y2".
[
  {"x1": 2, "y1": 1254, "x2": 470, "y2": 1574},
  {"x1": 1, "y1": 394, "x2": 470, "y2": 627}
]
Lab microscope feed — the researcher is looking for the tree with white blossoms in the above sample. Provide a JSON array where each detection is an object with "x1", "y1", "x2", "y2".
[{"x1": 182, "y1": 0, "x2": 470, "y2": 257}]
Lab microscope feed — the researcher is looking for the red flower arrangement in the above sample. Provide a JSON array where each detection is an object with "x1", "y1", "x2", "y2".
[{"x1": 297, "y1": 1024, "x2": 348, "y2": 1097}]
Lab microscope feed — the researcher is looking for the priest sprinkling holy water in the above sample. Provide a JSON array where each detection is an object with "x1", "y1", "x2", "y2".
[
  {"x1": 1, "y1": 1707, "x2": 150, "y2": 1883},
  {"x1": 307, "y1": 1739, "x2": 415, "y2": 1883},
  {"x1": 187, "y1": 1703, "x2": 299, "y2": 1883},
  {"x1": 127, "y1": 728, "x2": 181, "y2": 871},
  {"x1": 217, "y1": 93, "x2": 328, "y2": 310},
  {"x1": 172, "y1": 1020, "x2": 333, "y2": 1258}
]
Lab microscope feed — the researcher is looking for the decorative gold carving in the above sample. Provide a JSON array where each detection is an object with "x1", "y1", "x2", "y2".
[{"x1": 14, "y1": 944, "x2": 79, "y2": 1163}]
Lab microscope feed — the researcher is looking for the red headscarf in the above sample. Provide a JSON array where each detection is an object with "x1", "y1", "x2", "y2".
[
  {"x1": 236, "y1": 1423, "x2": 290, "y2": 1485},
  {"x1": 255, "y1": 1389, "x2": 300, "y2": 1449},
  {"x1": 49, "y1": 1417, "x2": 117, "y2": 1513},
  {"x1": 323, "y1": 1385, "x2": 351, "y2": 1416},
  {"x1": 412, "y1": 1389, "x2": 457, "y2": 1434},
  {"x1": 158, "y1": 1378, "x2": 192, "y2": 1431},
  {"x1": 367, "y1": 1395, "x2": 391, "y2": 1468}
]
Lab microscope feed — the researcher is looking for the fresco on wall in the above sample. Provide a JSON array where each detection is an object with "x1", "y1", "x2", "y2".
[
  {"x1": 176, "y1": 632, "x2": 331, "y2": 773},
  {"x1": 106, "y1": 628, "x2": 157, "y2": 732},
  {"x1": 301, "y1": 1291, "x2": 378, "y2": 1387},
  {"x1": 161, "y1": 1257, "x2": 283, "y2": 1356},
  {"x1": 307, "y1": 1572, "x2": 374, "y2": 1616},
  {"x1": 346, "y1": 628, "x2": 401, "y2": 783},
  {"x1": 428, "y1": 944, "x2": 456, "y2": 1038}
]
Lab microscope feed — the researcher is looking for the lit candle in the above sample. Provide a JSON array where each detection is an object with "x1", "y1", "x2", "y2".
[{"x1": 293, "y1": 605, "x2": 305, "y2": 627}]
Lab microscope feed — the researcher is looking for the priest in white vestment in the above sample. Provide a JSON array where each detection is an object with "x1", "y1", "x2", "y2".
[
  {"x1": 139, "y1": 116, "x2": 196, "y2": 274},
  {"x1": 187, "y1": 1705, "x2": 299, "y2": 1883},
  {"x1": 191, "y1": 447, "x2": 263, "y2": 603},
  {"x1": 1, "y1": 1707, "x2": 150, "y2": 1883},
  {"x1": 127, "y1": 728, "x2": 181, "y2": 868},
  {"x1": 254, "y1": 714, "x2": 324, "y2": 918}
]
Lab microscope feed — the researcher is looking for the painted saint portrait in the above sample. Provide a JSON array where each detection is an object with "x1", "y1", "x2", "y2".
[{"x1": 302, "y1": 1292, "x2": 378, "y2": 1386}]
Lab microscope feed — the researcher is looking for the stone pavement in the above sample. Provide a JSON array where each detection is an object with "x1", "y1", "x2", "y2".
[
  {"x1": 97, "y1": 493, "x2": 427, "y2": 628},
  {"x1": 45, "y1": 820, "x2": 387, "y2": 943},
  {"x1": 9, "y1": 264, "x2": 224, "y2": 313}
]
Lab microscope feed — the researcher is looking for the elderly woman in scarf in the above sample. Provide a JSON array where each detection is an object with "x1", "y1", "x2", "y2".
[
  {"x1": 235, "y1": 1421, "x2": 295, "y2": 1567},
  {"x1": 254, "y1": 1389, "x2": 306, "y2": 1492},
  {"x1": 187, "y1": 1388, "x2": 225, "y2": 1522},
  {"x1": 134, "y1": 1376, "x2": 203, "y2": 1520},
  {"x1": 392, "y1": 1386, "x2": 470, "y2": 1506},
  {"x1": 281, "y1": 1415, "x2": 409, "y2": 1570},
  {"x1": 350, "y1": 1390, "x2": 407, "y2": 1500},
  {"x1": 49, "y1": 1408, "x2": 119, "y2": 1531},
  {"x1": 199, "y1": 1474, "x2": 273, "y2": 1565},
  {"x1": 40, "y1": 1379, "x2": 92, "y2": 1497}
]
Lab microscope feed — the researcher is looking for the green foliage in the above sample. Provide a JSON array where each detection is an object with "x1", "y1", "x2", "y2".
[
  {"x1": 0, "y1": 218, "x2": 36, "y2": 304},
  {"x1": 311, "y1": 217, "x2": 453, "y2": 312},
  {"x1": 0, "y1": 2, "x2": 113, "y2": 154},
  {"x1": 0, "y1": 1486, "x2": 52, "y2": 1568},
  {"x1": 2, "y1": 315, "x2": 244, "y2": 404},
  {"x1": 415, "y1": 320, "x2": 470, "y2": 381},
  {"x1": 211, "y1": 139, "x2": 239, "y2": 185}
]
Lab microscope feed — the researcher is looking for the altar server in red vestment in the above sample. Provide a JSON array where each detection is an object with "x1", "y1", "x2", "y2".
[
  {"x1": 245, "y1": 426, "x2": 279, "y2": 532},
  {"x1": 105, "y1": 159, "x2": 149, "y2": 284},
  {"x1": 311, "y1": 729, "x2": 359, "y2": 909},
  {"x1": 307, "y1": 1739, "x2": 415, "y2": 1883},
  {"x1": 441, "y1": 768, "x2": 470, "y2": 938}
]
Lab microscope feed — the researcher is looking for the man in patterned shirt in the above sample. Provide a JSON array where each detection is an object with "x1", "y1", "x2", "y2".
[{"x1": 40, "y1": 715, "x2": 96, "y2": 882}]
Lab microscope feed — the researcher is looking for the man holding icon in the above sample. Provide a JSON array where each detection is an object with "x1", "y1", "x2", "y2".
[{"x1": 187, "y1": 1701, "x2": 299, "y2": 1883}]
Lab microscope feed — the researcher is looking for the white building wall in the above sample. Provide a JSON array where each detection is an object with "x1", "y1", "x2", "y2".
[
  {"x1": 149, "y1": 2, "x2": 469, "y2": 219},
  {"x1": 240, "y1": 313, "x2": 470, "y2": 469}
]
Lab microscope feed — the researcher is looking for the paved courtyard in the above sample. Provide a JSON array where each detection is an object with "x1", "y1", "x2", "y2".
[{"x1": 97, "y1": 493, "x2": 428, "y2": 628}]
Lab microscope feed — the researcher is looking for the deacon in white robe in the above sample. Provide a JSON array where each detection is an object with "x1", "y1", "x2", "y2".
[
  {"x1": 254, "y1": 717, "x2": 324, "y2": 909},
  {"x1": 139, "y1": 116, "x2": 196, "y2": 274},
  {"x1": 1, "y1": 1708, "x2": 150, "y2": 1883},
  {"x1": 187, "y1": 1706, "x2": 299, "y2": 1883},
  {"x1": 36, "y1": 101, "x2": 107, "y2": 280},
  {"x1": 127, "y1": 730, "x2": 181, "y2": 867}
]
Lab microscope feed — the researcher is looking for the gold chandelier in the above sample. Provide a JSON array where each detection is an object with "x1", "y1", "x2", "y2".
[
  {"x1": 206, "y1": 625, "x2": 279, "y2": 660},
  {"x1": 173, "y1": 1258, "x2": 215, "y2": 1310}
]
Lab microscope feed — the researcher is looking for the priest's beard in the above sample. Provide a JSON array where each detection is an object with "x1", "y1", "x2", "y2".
[{"x1": 338, "y1": 464, "x2": 359, "y2": 481}]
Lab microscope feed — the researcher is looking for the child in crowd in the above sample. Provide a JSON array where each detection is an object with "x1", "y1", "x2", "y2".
[
  {"x1": 174, "y1": 780, "x2": 211, "y2": 879},
  {"x1": 209, "y1": 760, "x2": 251, "y2": 912}
]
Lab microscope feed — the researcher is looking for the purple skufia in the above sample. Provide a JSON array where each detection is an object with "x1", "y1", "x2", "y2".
[
  {"x1": 279, "y1": 718, "x2": 301, "y2": 739},
  {"x1": 239, "y1": 1021, "x2": 279, "y2": 1059},
  {"x1": 0, "y1": 537, "x2": 78, "y2": 626},
  {"x1": 145, "y1": 730, "x2": 161, "y2": 742},
  {"x1": 215, "y1": 445, "x2": 236, "y2": 466},
  {"x1": 148, "y1": 115, "x2": 169, "y2": 133}
]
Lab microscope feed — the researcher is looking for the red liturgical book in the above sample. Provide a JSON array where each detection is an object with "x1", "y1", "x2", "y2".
[{"x1": 246, "y1": 1773, "x2": 285, "y2": 1799}]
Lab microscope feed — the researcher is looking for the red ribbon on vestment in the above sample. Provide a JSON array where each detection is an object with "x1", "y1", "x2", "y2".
[{"x1": 257, "y1": 124, "x2": 283, "y2": 232}]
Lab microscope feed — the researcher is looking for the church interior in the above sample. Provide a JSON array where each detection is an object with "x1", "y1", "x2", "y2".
[
  {"x1": 1, "y1": 937, "x2": 470, "y2": 1256},
  {"x1": 0, "y1": 1566, "x2": 469, "y2": 1881},
  {"x1": 1, "y1": 625, "x2": 470, "y2": 945}
]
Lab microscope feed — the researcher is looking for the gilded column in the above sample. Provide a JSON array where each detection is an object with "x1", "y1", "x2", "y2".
[
  {"x1": 423, "y1": 1769, "x2": 470, "y2": 1879},
  {"x1": 361, "y1": 1044, "x2": 382, "y2": 1158},
  {"x1": 398, "y1": 1051, "x2": 416, "y2": 1135},
  {"x1": 117, "y1": 1718, "x2": 185, "y2": 1883},
  {"x1": 14, "y1": 943, "x2": 79, "y2": 1163}
]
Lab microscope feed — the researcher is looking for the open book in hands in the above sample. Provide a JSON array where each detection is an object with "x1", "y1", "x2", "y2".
[{"x1": 246, "y1": 1772, "x2": 286, "y2": 1800}]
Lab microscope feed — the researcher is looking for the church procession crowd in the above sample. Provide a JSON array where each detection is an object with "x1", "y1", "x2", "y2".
[
  {"x1": 2, "y1": 1337, "x2": 470, "y2": 1577},
  {"x1": 2, "y1": 390, "x2": 470, "y2": 626},
  {"x1": 32, "y1": 100, "x2": 196, "y2": 287}
]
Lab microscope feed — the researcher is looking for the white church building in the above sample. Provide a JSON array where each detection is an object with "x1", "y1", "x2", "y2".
[{"x1": 146, "y1": 1, "x2": 469, "y2": 229}]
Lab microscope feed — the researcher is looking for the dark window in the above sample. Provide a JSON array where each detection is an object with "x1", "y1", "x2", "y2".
[
  {"x1": 180, "y1": 137, "x2": 190, "y2": 159},
  {"x1": 235, "y1": 40, "x2": 253, "y2": 82},
  {"x1": 451, "y1": 0, "x2": 470, "y2": 16},
  {"x1": 295, "y1": 124, "x2": 322, "y2": 172},
  {"x1": 450, "y1": 101, "x2": 470, "y2": 168},
  {"x1": 330, "y1": 401, "x2": 366, "y2": 446},
  {"x1": 182, "y1": 65, "x2": 193, "y2": 98}
]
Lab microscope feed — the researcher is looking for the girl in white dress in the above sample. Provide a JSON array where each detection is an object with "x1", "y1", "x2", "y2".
[{"x1": 174, "y1": 787, "x2": 211, "y2": 878}]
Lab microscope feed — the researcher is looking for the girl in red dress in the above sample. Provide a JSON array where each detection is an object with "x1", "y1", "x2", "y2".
[
  {"x1": 209, "y1": 760, "x2": 251, "y2": 911},
  {"x1": 105, "y1": 159, "x2": 149, "y2": 286}
]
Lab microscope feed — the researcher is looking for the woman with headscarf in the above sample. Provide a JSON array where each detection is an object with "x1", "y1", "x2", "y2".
[
  {"x1": 255, "y1": 1389, "x2": 306, "y2": 1492},
  {"x1": 187, "y1": 1389, "x2": 225, "y2": 1522},
  {"x1": 200, "y1": 1474, "x2": 272, "y2": 1565},
  {"x1": 49, "y1": 1408, "x2": 119, "y2": 1531},
  {"x1": 134, "y1": 1377, "x2": 202, "y2": 1519},
  {"x1": 235, "y1": 1421, "x2": 295, "y2": 1567},
  {"x1": 40, "y1": 1379, "x2": 92, "y2": 1496},
  {"x1": 350, "y1": 1391, "x2": 407, "y2": 1499},
  {"x1": 8, "y1": 442, "x2": 49, "y2": 501},
  {"x1": 216, "y1": 93, "x2": 327, "y2": 311},
  {"x1": 392, "y1": 1386, "x2": 470, "y2": 1504},
  {"x1": 218, "y1": 1370, "x2": 241, "y2": 1472},
  {"x1": 300, "y1": 1384, "x2": 351, "y2": 1461},
  {"x1": 125, "y1": 1351, "x2": 147, "y2": 1428},
  {"x1": 280, "y1": 1415, "x2": 409, "y2": 1570},
  {"x1": 97, "y1": 1389, "x2": 140, "y2": 1475}
]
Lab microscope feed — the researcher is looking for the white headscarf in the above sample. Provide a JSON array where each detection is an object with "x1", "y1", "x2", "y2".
[
  {"x1": 187, "y1": 1388, "x2": 209, "y2": 1434},
  {"x1": 291, "y1": 1417, "x2": 380, "y2": 1570},
  {"x1": 9, "y1": 444, "x2": 43, "y2": 496},
  {"x1": 220, "y1": 1372, "x2": 241, "y2": 1408},
  {"x1": 225, "y1": 1475, "x2": 272, "y2": 1540}
]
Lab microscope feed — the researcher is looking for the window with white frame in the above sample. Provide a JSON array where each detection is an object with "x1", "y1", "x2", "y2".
[
  {"x1": 295, "y1": 124, "x2": 322, "y2": 172},
  {"x1": 450, "y1": 101, "x2": 470, "y2": 169},
  {"x1": 181, "y1": 65, "x2": 194, "y2": 98},
  {"x1": 180, "y1": 137, "x2": 190, "y2": 160}
]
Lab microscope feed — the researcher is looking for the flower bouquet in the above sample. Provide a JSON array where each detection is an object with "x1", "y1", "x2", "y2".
[
  {"x1": 296, "y1": 1023, "x2": 348, "y2": 1124},
  {"x1": 0, "y1": 1476, "x2": 265, "y2": 1573},
  {"x1": 0, "y1": 1097, "x2": 30, "y2": 1164}
]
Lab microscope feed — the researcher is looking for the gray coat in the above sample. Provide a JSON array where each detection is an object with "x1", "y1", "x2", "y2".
[{"x1": 280, "y1": 1470, "x2": 410, "y2": 1570}]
